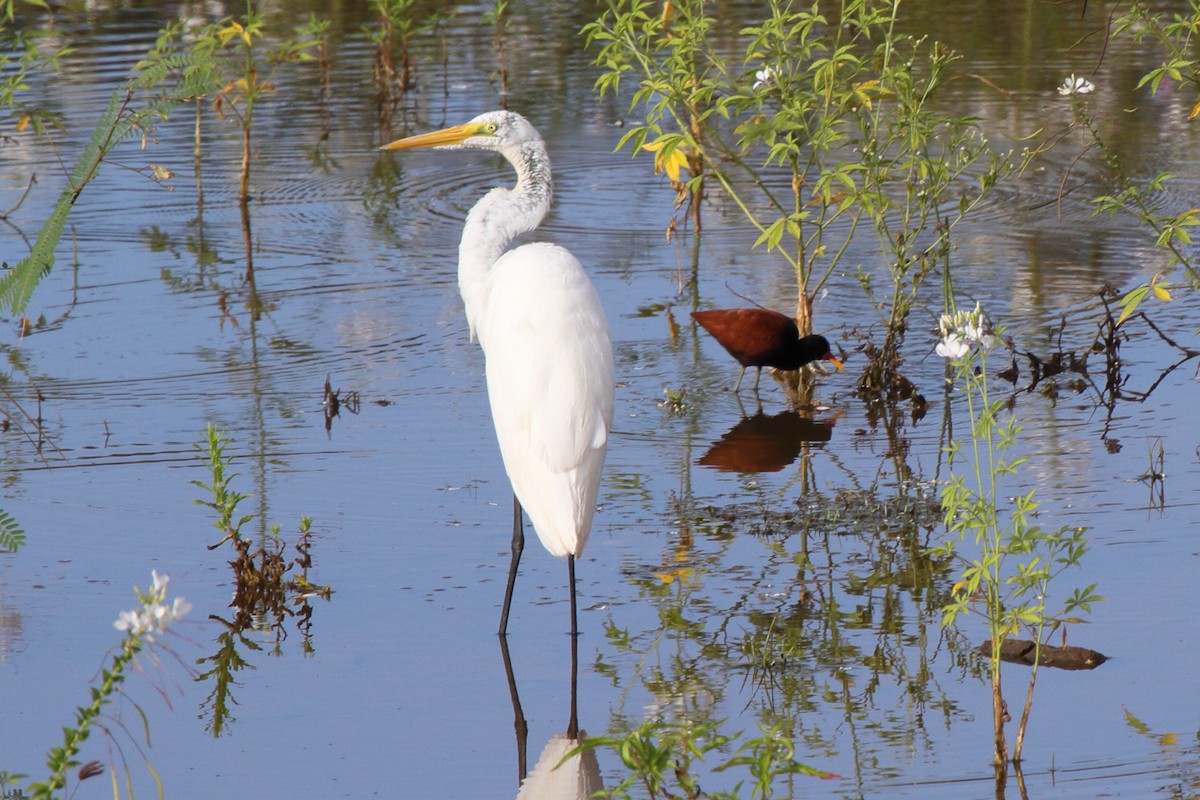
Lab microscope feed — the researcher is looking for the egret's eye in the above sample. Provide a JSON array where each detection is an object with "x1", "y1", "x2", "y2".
[{"x1": 484, "y1": 122, "x2": 498, "y2": 134}]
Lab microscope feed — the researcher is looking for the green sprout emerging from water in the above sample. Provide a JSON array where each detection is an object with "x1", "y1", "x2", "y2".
[
  {"x1": 192, "y1": 423, "x2": 331, "y2": 736},
  {"x1": 933, "y1": 303, "x2": 1102, "y2": 766},
  {"x1": 581, "y1": 719, "x2": 836, "y2": 800}
]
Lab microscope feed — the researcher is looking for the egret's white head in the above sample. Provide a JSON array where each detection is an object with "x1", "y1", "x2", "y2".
[{"x1": 381, "y1": 110, "x2": 540, "y2": 154}]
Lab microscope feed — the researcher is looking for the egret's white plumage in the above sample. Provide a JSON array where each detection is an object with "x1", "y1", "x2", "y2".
[{"x1": 383, "y1": 111, "x2": 614, "y2": 634}]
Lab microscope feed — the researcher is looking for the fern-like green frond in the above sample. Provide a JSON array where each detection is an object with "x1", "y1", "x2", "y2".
[
  {"x1": 0, "y1": 83, "x2": 130, "y2": 314},
  {"x1": 0, "y1": 55, "x2": 217, "y2": 315},
  {"x1": 0, "y1": 507, "x2": 26, "y2": 552}
]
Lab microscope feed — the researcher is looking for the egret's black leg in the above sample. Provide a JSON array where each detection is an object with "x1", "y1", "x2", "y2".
[
  {"x1": 567, "y1": 554, "x2": 579, "y2": 640},
  {"x1": 499, "y1": 494, "x2": 524, "y2": 636}
]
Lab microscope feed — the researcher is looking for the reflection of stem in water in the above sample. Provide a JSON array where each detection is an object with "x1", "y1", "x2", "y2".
[
  {"x1": 238, "y1": 190, "x2": 255, "y2": 291},
  {"x1": 630, "y1": 430, "x2": 962, "y2": 783},
  {"x1": 994, "y1": 759, "x2": 1009, "y2": 800}
]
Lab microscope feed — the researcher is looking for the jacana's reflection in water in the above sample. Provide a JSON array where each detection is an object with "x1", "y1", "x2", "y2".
[{"x1": 698, "y1": 410, "x2": 838, "y2": 473}]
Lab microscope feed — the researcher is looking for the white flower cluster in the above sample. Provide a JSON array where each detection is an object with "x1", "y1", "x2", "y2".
[
  {"x1": 1057, "y1": 74, "x2": 1095, "y2": 95},
  {"x1": 113, "y1": 570, "x2": 192, "y2": 643},
  {"x1": 753, "y1": 66, "x2": 777, "y2": 89},
  {"x1": 937, "y1": 302, "x2": 996, "y2": 360}
]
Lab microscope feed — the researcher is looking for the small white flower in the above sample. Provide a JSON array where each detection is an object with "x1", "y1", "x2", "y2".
[
  {"x1": 936, "y1": 333, "x2": 970, "y2": 360},
  {"x1": 1057, "y1": 74, "x2": 1094, "y2": 95},
  {"x1": 151, "y1": 569, "x2": 169, "y2": 595},
  {"x1": 113, "y1": 609, "x2": 142, "y2": 635},
  {"x1": 113, "y1": 571, "x2": 190, "y2": 643},
  {"x1": 170, "y1": 597, "x2": 193, "y2": 620},
  {"x1": 753, "y1": 66, "x2": 777, "y2": 90}
]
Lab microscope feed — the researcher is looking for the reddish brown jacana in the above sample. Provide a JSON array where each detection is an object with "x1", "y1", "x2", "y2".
[{"x1": 692, "y1": 308, "x2": 843, "y2": 392}]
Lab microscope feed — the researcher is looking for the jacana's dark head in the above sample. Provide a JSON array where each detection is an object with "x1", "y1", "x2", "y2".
[{"x1": 803, "y1": 335, "x2": 843, "y2": 371}]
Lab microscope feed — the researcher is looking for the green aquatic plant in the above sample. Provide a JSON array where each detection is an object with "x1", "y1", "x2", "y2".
[
  {"x1": 0, "y1": 507, "x2": 24, "y2": 553},
  {"x1": 932, "y1": 304, "x2": 1102, "y2": 765},
  {"x1": 192, "y1": 422, "x2": 254, "y2": 548},
  {"x1": 185, "y1": 6, "x2": 320, "y2": 205},
  {"x1": 585, "y1": 0, "x2": 1019, "y2": 396},
  {"x1": 0, "y1": 49, "x2": 217, "y2": 316},
  {"x1": 484, "y1": 0, "x2": 511, "y2": 105},
  {"x1": 192, "y1": 425, "x2": 331, "y2": 735},
  {"x1": 366, "y1": 0, "x2": 449, "y2": 129},
  {"x1": 0, "y1": 23, "x2": 68, "y2": 142},
  {"x1": 24, "y1": 571, "x2": 190, "y2": 800},
  {"x1": 582, "y1": 719, "x2": 836, "y2": 799},
  {"x1": 305, "y1": 13, "x2": 335, "y2": 152},
  {"x1": 1067, "y1": 5, "x2": 1200, "y2": 323}
]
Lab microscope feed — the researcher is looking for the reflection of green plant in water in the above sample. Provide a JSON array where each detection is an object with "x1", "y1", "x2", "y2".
[
  {"x1": 1120, "y1": 707, "x2": 1200, "y2": 797},
  {"x1": 593, "y1": 479, "x2": 970, "y2": 794},
  {"x1": 585, "y1": 0, "x2": 1019, "y2": 398},
  {"x1": 196, "y1": 616, "x2": 259, "y2": 737},
  {"x1": 23, "y1": 570, "x2": 190, "y2": 799},
  {"x1": 192, "y1": 424, "x2": 331, "y2": 736},
  {"x1": 932, "y1": 304, "x2": 1102, "y2": 766}
]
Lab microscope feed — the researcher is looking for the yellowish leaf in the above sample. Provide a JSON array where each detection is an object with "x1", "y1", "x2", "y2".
[
  {"x1": 1116, "y1": 284, "x2": 1149, "y2": 327},
  {"x1": 1190, "y1": 100, "x2": 1200, "y2": 120},
  {"x1": 1150, "y1": 272, "x2": 1173, "y2": 302},
  {"x1": 16, "y1": 114, "x2": 30, "y2": 132},
  {"x1": 641, "y1": 139, "x2": 689, "y2": 183},
  {"x1": 150, "y1": 164, "x2": 175, "y2": 183},
  {"x1": 851, "y1": 79, "x2": 894, "y2": 109}
]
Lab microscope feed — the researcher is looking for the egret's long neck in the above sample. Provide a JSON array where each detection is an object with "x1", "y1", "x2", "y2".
[{"x1": 458, "y1": 143, "x2": 552, "y2": 342}]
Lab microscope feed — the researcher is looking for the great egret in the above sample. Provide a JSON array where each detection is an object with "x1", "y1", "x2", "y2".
[
  {"x1": 692, "y1": 308, "x2": 842, "y2": 392},
  {"x1": 383, "y1": 111, "x2": 615, "y2": 637}
]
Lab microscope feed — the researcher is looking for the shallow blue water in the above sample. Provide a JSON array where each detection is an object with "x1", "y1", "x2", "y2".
[{"x1": 0, "y1": 2, "x2": 1199, "y2": 799}]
